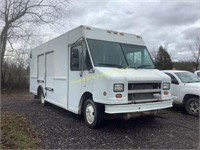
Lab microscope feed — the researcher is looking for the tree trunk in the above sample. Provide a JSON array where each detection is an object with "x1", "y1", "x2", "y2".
[{"x1": 1, "y1": 26, "x2": 8, "y2": 68}]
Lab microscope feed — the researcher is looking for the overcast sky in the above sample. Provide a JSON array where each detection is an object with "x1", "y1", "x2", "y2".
[{"x1": 44, "y1": 0, "x2": 200, "y2": 61}]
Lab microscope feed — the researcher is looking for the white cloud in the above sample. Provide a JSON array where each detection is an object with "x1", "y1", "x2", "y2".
[{"x1": 38, "y1": 0, "x2": 200, "y2": 61}]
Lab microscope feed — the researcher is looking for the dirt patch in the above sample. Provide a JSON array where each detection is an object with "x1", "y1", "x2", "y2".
[{"x1": 1, "y1": 91, "x2": 199, "y2": 149}]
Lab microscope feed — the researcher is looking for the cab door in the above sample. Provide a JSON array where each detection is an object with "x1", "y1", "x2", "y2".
[
  {"x1": 68, "y1": 43, "x2": 84, "y2": 112},
  {"x1": 68, "y1": 40, "x2": 93, "y2": 113}
]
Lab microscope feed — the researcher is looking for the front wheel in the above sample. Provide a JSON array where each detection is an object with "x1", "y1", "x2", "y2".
[
  {"x1": 83, "y1": 99, "x2": 104, "y2": 129},
  {"x1": 185, "y1": 97, "x2": 199, "y2": 116}
]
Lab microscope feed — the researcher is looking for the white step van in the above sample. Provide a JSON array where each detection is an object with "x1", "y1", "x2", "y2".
[{"x1": 30, "y1": 25, "x2": 172, "y2": 128}]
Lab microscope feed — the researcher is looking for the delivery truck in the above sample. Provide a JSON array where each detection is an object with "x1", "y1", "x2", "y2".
[{"x1": 30, "y1": 25, "x2": 173, "y2": 128}]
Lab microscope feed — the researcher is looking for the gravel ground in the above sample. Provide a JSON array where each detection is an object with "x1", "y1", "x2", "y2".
[{"x1": 1, "y1": 91, "x2": 199, "y2": 149}]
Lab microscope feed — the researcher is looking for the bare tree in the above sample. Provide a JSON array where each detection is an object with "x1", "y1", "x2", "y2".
[
  {"x1": 0, "y1": 0, "x2": 70, "y2": 66},
  {"x1": 189, "y1": 36, "x2": 200, "y2": 70}
]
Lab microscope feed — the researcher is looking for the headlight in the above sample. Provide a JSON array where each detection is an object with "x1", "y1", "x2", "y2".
[
  {"x1": 163, "y1": 82, "x2": 170, "y2": 90},
  {"x1": 113, "y1": 84, "x2": 124, "y2": 92}
]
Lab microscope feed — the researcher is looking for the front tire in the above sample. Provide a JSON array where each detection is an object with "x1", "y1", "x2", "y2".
[
  {"x1": 185, "y1": 97, "x2": 199, "y2": 116},
  {"x1": 83, "y1": 99, "x2": 104, "y2": 129}
]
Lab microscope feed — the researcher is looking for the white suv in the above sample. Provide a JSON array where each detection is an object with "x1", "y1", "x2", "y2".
[{"x1": 164, "y1": 70, "x2": 200, "y2": 116}]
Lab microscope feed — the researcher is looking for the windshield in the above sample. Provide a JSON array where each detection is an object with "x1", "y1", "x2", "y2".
[
  {"x1": 175, "y1": 72, "x2": 200, "y2": 83},
  {"x1": 87, "y1": 39, "x2": 155, "y2": 69}
]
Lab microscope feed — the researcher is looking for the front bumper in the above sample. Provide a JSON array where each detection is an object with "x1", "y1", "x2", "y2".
[{"x1": 105, "y1": 100, "x2": 173, "y2": 114}]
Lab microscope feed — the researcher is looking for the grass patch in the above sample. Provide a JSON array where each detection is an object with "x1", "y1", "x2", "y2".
[{"x1": 1, "y1": 112, "x2": 40, "y2": 149}]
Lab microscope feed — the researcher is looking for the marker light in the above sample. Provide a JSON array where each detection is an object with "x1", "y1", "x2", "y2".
[{"x1": 107, "y1": 30, "x2": 112, "y2": 33}]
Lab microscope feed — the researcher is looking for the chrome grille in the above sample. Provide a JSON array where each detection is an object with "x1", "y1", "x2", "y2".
[
  {"x1": 128, "y1": 83, "x2": 161, "y2": 90},
  {"x1": 128, "y1": 82, "x2": 161, "y2": 103}
]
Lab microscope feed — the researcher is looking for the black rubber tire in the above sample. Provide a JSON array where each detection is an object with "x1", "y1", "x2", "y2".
[
  {"x1": 185, "y1": 97, "x2": 199, "y2": 116},
  {"x1": 39, "y1": 90, "x2": 46, "y2": 106},
  {"x1": 83, "y1": 99, "x2": 104, "y2": 129}
]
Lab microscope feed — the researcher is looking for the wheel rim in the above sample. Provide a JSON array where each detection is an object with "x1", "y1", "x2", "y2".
[
  {"x1": 86, "y1": 104, "x2": 95, "y2": 124},
  {"x1": 189, "y1": 101, "x2": 199, "y2": 114}
]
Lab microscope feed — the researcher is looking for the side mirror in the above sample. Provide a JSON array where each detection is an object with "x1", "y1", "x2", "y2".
[
  {"x1": 172, "y1": 79, "x2": 179, "y2": 85},
  {"x1": 71, "y1": 49, "x2": 79, "y2": 70}
]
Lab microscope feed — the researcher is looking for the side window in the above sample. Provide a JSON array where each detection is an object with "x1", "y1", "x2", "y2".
[
  {"x1": 165, "y1": 73, "x2": 179, "y2": 85},
  {"x1": 70, "y1": 45, "x2": 82, "y2": 71},
  {"x1": 70, "y1": 42, "x2": 92, "y2": 71}
]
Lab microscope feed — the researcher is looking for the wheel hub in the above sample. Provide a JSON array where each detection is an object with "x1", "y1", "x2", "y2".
[
  {"x1": 189, "y1": 101, "x2": 199, "y2": 113},
  {"x1": 86, "y1": 104, "x2": 95, "y2": 124}
]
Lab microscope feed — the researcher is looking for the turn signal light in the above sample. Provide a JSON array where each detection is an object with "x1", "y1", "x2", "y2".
[{"x1": 115, "y1": 94, "x2": 122, "y2": 98}]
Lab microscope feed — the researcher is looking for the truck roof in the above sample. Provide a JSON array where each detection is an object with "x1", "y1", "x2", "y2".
[{"x1": 31, "y1": 25, "x2": 146, "y2": 51}]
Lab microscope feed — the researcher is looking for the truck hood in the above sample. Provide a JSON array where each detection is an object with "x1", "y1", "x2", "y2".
[
  {"x1": 95, "y1": 67, "x2": 170, "y2": 82},
  {"x1": 184, "y1": 82, "x2": 200, "y2": 89}
]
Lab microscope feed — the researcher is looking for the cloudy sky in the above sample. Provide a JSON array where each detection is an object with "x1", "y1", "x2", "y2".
[{"x1": 45, "y1": 0, "x2": 200, "y2": 61}]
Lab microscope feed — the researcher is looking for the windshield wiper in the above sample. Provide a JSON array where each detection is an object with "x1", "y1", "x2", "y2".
[
  {"x1": 97, "y1": 63, "x2": 128, "y2": 68},
  {"x1": 136, "y1": 65, "x2": 154, "y2": 69}
]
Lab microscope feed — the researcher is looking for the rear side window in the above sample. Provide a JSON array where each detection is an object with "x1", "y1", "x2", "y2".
[{"x1": 165, "y1": 73, "x2": 179, "y2": 84}]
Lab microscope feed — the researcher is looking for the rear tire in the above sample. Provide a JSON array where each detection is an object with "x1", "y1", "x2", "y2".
[
  {"x1": 185, "y1": 97, "x2": 199, "y2": 116},
  {"x1": 83, "y1": 99, "x2": 104, "y2": 129},
  {"x1": 39, "y1": 90, "x2": 46, "y2": 106}
]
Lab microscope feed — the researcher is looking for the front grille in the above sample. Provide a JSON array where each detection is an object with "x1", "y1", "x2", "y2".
[
  {"x1": 128, "y1": 83, "x2": 161, "y2": 90},
  {"x1": 128, "y1": 82, "x2": 161, "y2": 102}
]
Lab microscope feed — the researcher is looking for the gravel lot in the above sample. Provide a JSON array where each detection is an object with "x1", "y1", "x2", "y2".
[{"x1": 1, "y1": 91, "x2": 199, "y2": 149}]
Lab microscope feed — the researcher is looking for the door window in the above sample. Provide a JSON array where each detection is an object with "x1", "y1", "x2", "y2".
[
  {"x1": 70, "y1": 42, "x2": 92, "y2": 71},
  {"x1": 70, "y1": 45, "x2": 82, "y2": 71}
]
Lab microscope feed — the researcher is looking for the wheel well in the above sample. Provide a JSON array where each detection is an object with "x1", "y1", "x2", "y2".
[
  {"x1": 37, "y1": 85, "x2": 44, "y2": 97},
  {"x1": 183, "y1": 94, "x2": 199, "y2": 106},
  {"x1": 79, "y1": 92, "x2": 93, "y2": 114}
]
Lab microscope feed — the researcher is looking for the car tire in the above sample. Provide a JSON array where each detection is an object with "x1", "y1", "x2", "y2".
[
  {"x1": 185, "y1": 97, "x2": 199, "y2": 116},
  {"x1": 39, "y1": 90, "x2": 46, "y2": 106},
  {"x1": 83, "y1": 99, "x2": 104, "y2": 129}
]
